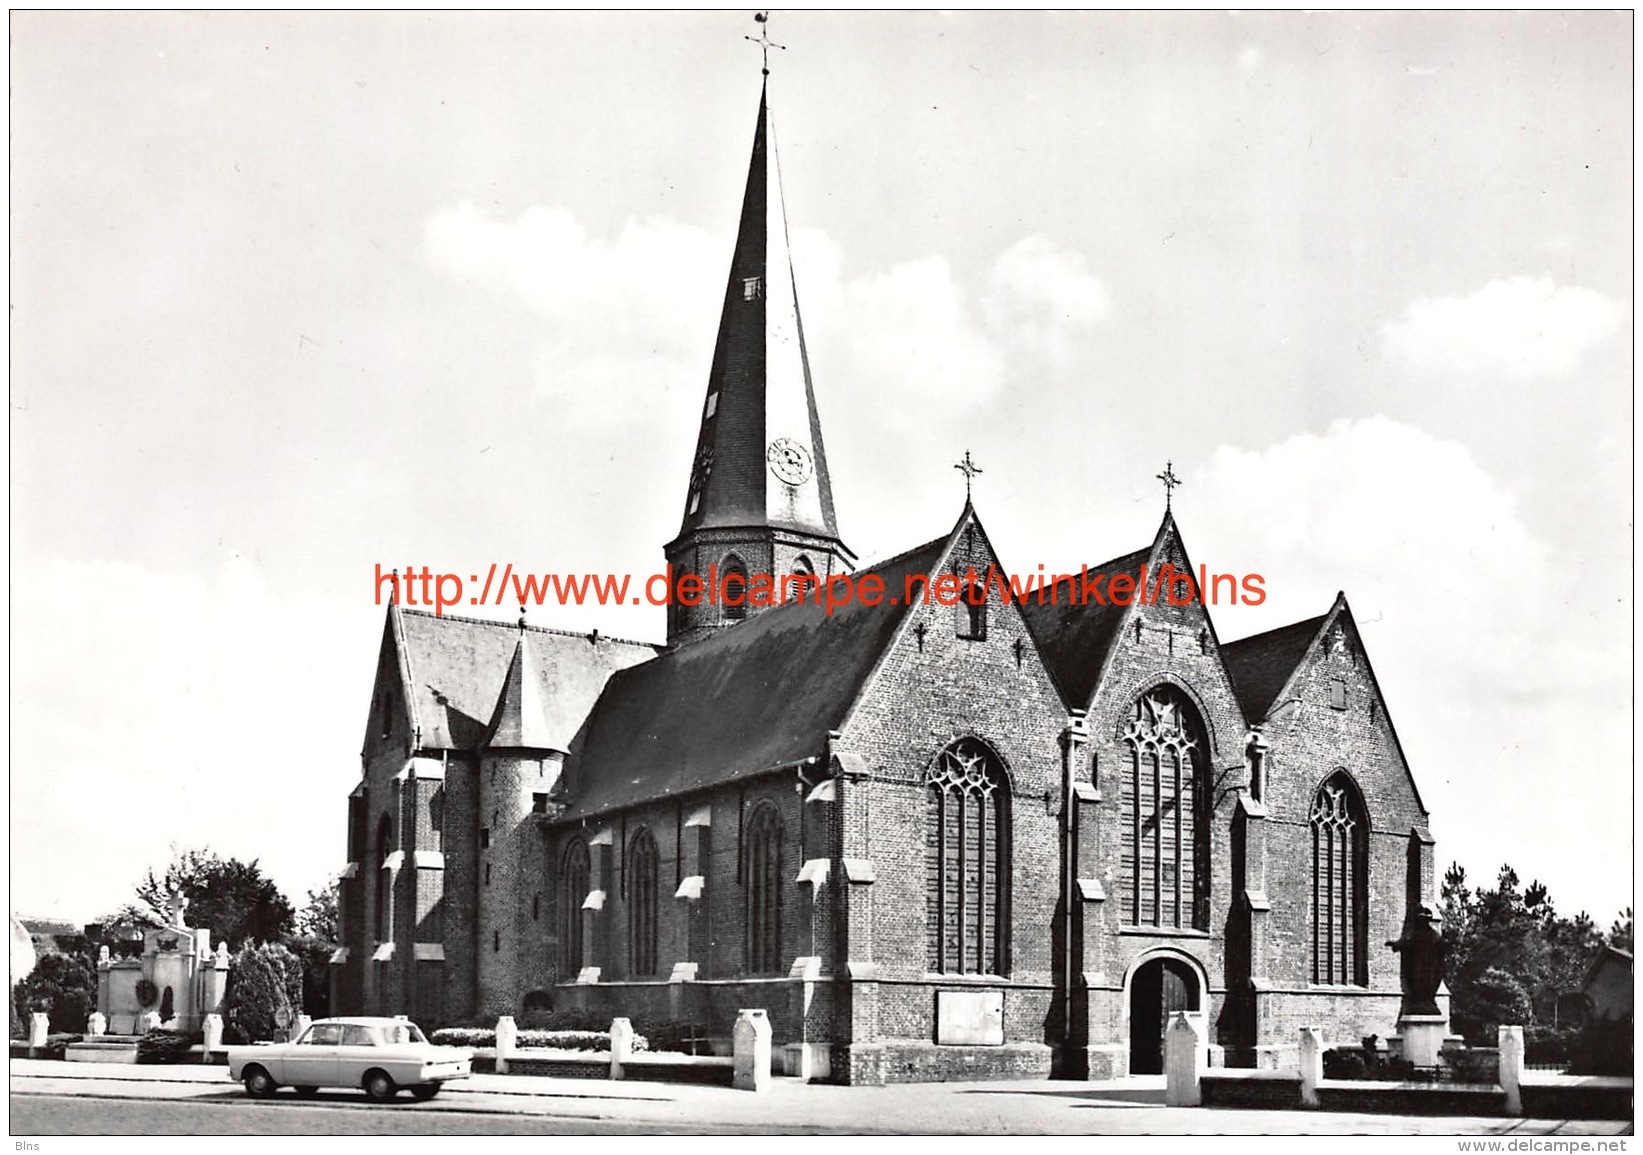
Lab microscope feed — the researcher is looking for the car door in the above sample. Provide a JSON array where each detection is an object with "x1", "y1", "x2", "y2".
[
  {"x1": 282, "y1": 1022, "x2": 341, "y2": 1087},
  {"x1": 336, "y1": 1023, "x2": 382, "y2": 1089}
]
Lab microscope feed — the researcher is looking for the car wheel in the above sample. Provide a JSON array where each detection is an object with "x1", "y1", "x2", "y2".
[
  {"x1": 363, "y1": 1070, "x2": 397, "y2": 1102},
  {"x1": 243, "y1": 1066, "x2": 278, "y2": 1098},
  {"x1": 295, "y1": 1086, "x2": 319, "y2": 1098},
  {"x1": 410, "y1": 1084, "x2": 439, "y2": 1101}
]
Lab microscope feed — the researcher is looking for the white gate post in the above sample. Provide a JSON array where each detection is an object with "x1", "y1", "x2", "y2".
[
  {"x1": 1498, "y1": 1025, "x2": 1524, "y2": 1116},
  {"x1": 1298, "y1": 1027, "x2": 1325, "y2": 1108},
  {"x1": 495, "y1": 1015, "x2": 517, "y2": 1075},
  {"x1": 1164, "y1": 1011, "x2": 1205, "y2": 1107}
]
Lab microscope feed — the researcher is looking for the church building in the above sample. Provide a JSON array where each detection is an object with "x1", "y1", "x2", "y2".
[{"x1": 334, "y1": 74, "x2": 1438, "y2": 1084}]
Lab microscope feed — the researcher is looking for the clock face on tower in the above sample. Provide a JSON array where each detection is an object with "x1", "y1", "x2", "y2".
[{"x1": 766, "y1": 437, "x2": 813, "y2": 486}]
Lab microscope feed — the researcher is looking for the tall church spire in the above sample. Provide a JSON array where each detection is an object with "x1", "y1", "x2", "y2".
[{"x1": 665, "y1": 78, "x2": 854, "y2": 648}]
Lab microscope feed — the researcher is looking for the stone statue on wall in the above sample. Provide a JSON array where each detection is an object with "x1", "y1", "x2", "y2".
[{"x1": 1387, "y1": 901, "x2": 1445, "y2": 1017}]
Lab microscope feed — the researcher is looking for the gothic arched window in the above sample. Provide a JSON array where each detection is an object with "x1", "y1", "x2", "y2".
[
  {"x1": 375, "y1": 814, "x2": 393, "y2": 942},
  {"x1": 1120, "y1": 686, "x2": 1211, "y2": 930},
  {"x1": 1311, "y1": 772, "x2": 1368, "y2": 985},
  {"x1": 925, "y1": 738, "x2": 1010, "y2": 975},
  {"x1": 560, "y1": 839, "x2": 590, "y2": 975},
  {"x1": 722, "y1": 554, "x2": 749, "y2": 621},
  {"x1": 743, "y1": 803, "x2": 783, "y2": 974},
  {"x1": 628, "y1": 828, "x2": 659, "y2": 977}
]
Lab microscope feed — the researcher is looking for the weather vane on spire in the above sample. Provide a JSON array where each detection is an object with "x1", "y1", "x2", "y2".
[
  {"x1": 745, "y1": 11, "x2": 785, "y2": 76},
  {"x1": 955, "y1": 450, "x2": 984, "y2": 504},
  {"x1": 1156, "y1": 460, "x2": 1182, "y2": 511}
]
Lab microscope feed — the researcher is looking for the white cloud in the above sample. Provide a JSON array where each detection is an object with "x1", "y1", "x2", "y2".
[
  {"x1": 984, "y1": 235, "x2": 1112, "y2": 369},
  {"x1": 11, "y1": 552, "x2": 375, "y2": 923},
  {"x1": 1191, "y1": 416, "x2": 1629, "y2": 916},
  {"x1": 424, "y1": 203, "x2": 722, "y2": 422},
  {"x1": 428, "y1": 204, "x2": 1110, "y2": 424},
  {"x1": 1382, "y1": 276, "x2": 1626, "y2": 377},
  {"x1": 830, "y1": 255, "x2": 1007, "y2": 407}
]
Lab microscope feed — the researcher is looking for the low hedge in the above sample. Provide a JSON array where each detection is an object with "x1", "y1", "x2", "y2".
[
  {"x1": 431, "y1": 1027, "x2": 650, "y2": 1053},
  {"x1": 17, "y1": 1032, "x2": 84, "y2": 1061},
  {"x1": 137, "y1": 1029, "x2": 200, "y2": 1065}
]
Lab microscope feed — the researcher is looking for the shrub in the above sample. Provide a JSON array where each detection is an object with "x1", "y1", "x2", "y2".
[
  {"x1": 1568, "y1": 1018, "x2": 1632, "y2": 1076},
  {"x1": 518, "y1": 1006, "x2": 610, "y2": 1032},
  {"x1": 432, "y1": 1027, "x2": 495, "y2": 1047},
  {"x1": 634, "y1": 1019, "x2": 710, "y2": 1055},
  {"x1": 136, "y1": 1029, "x2": 198, "y2": 1065},
  {"x1": 429, "y1": 1026, "x2": 651, "y2": 1053},
  {"x1": 1525, "y1": 1023, "x2": 1580, "y2": 1066},
  {"x1": 220, "y1": 943, "x2": 293, "y2": 1044},
  {"x1": 1322, "y1": 1047, "x2": 1367, "y2": 1079},
  {"x1": 1457, "y1": 967, "x2": 1533, "y2": 1045},
  {"x1": 39, "y1": 1032, "x2": 84, "y2": 1061},
  {"x1": 14, "y1": 951, "x2": 96, "y2": 1034}
]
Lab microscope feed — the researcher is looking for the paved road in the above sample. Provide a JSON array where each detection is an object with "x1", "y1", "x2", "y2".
[
  {"x1": 12, "y1": 1093, "x2": 768, "y2": 1135},
  {"x1": 10, "y1": 1067, "x2": 1632, "y2": 1136}
]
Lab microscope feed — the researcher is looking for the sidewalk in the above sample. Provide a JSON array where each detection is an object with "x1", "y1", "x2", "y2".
[{"x1": 10, "y1": 1058, "x2": 1632, "y2": 1135}]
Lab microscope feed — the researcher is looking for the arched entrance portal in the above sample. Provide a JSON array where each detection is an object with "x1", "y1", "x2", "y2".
[{"x1": 1128, "y1": 955, "x2": 1201, "y2": 1074}]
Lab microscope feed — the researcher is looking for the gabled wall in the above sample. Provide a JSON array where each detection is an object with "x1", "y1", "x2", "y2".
[
  {"x1": 1251, "y1": 605, "x2": 1430, "y2": 1056},
  {"x1": 1074, "y1": 524, "x2": 1252, "y2": 1074},
  {"x1": 832, "y1": 516, "x2": 1069, "y2": 1082}
]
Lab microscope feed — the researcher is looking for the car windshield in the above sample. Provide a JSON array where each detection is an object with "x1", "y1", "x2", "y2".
[{"x1": 379, "y1": 1022, "x2": 426, "y2": 1045}]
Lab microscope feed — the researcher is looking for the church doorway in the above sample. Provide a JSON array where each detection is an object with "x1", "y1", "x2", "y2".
[{"x1": 1128, "y1": 955, "x2": 1201, "y2": 1075}]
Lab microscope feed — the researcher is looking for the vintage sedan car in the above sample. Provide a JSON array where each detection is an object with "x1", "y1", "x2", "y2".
[{"x1": 227, "y1": 1017, "x2": 472, "y2": 1101}]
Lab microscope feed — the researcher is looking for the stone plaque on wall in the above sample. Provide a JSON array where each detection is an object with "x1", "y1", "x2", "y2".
[{"x1": 936, "y1": 989, "x2": 1003, "y2": 1045}]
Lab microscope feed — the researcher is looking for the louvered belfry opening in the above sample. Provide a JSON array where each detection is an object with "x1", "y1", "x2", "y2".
[{"x1": 925, "y1": 738, "x2": 1010, "y2": 975}]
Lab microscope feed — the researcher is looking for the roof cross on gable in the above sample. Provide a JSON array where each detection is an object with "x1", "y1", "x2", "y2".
[
  {"x1": 1156, "y1": 461, "x2": 1182, "y2": 511},
  {"x1": 955, "y1": 451, "x2": 984, "y2": 504}
]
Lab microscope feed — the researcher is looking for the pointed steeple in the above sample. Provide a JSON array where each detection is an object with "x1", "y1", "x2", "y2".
[
  {"x1": 678, "y1": 82, "x2": 841, "y2": 540},
  {"x1": 665, "y1": 78, "x2": 854, "y2": 648},
  {"x1": 486, "y1": 628, "x2": 556, "y2": 750}
]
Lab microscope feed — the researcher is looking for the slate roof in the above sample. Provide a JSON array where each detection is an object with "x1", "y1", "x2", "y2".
[
  {"x1": 1219, "y1": 613, "x2": 1328, "y2": 722},
  {"x1": 558, "y1": 533, "x2": 950, "y2": 822},
  {"x1": 20, "y1": 918, "x2": 79, "y2": 938},
  {"x1": 1017, "y1": 546, "x2": 1152, "y2": 709},
  {"x1": 485, "y1": 632, "x2": 558, "y2": 750},
  {"x1": 675, "y1": 81, "x2": 842, "y2": 543},
  {"x1": 394, "y1": 609, "x2": 660, "y2": 752}
]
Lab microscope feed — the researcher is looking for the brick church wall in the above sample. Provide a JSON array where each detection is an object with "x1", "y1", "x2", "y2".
[
  {"x1": 834, "y1": 521, "x2": 1070, "y2": 1077},
  {"x1": 1250, "y1": 611, "x2": 1429, "y2": 1049},
  {"x1": 1076, "y1": 530, "x2": 1253, "y2": 1058}
]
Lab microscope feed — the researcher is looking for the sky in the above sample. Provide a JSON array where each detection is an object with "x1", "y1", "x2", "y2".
[{"x1": 10, "y1": 12, "x2": 1633, "y2": 931}]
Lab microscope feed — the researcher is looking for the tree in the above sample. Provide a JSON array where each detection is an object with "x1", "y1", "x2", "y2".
[
  {"x1": 1609, "y1": 907, "x2": 1633, "y2": 953},
  {"x1": 294, "y1": 878, "x2": 339, "y2": 943},
  {"x1": 1443, "y1": 861, "x2": 1606, "y2": 1043},
  {"x1": 14, "y1": 951, "x2": 96, "y2": 1034},
  {"x1": 288, "y1": 876, "x2": 341, "y2": 1016},
  {"x1": 133, "y1": 848, "x2": 295, "y2": 949}
]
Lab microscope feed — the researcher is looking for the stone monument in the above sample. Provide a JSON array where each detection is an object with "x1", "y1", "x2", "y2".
[
  {"x1": 1386, "y1": 901, "x2": 1449, "y2": 1068},
  {"x1": 96, "y1": 889, "x2": 230, "y2": 1036}
]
